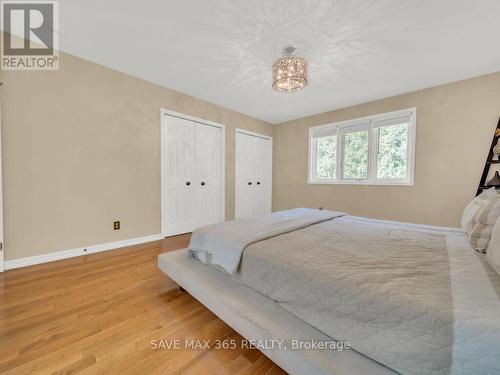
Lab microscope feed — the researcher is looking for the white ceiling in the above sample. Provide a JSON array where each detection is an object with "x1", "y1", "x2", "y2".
[{"x1": 56, "y1": 1, "x2": 500, "y2": 123}]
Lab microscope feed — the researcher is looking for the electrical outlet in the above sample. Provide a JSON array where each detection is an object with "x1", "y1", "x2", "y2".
[{"x1": 114, "y1": 221, "x2": 120, "y2": 230}]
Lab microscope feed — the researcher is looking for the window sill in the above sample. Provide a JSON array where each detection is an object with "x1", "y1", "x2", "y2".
[{"x1": 307, "y1": 179, "x2": 414, "y2": 186}]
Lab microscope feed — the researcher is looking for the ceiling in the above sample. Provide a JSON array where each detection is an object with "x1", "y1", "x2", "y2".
[{"x1": 57, "y1": 1, "x2": 500, "y2": 123}]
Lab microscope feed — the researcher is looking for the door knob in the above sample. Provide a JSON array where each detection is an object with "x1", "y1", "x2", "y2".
[
  {"x1": 248, "y1": 182, "x2": 252, "y2": 185},
  {"x1": 257, "y1": 182, "x2": 261, "y2": 185},
  {"x1": 201, "y1": 181, "x2": 206, "y2": 186},
  {"x1": 186, "y1": 181, "x2": 191, "y2": 186}
]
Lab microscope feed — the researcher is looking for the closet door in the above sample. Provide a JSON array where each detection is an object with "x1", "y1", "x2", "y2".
[
  {"x1": 195, "y1": 123, "x2": 223, "y2": 228},
  {"x1": 235, "y1": 132, "x2": 255, "y2": 218},
  {"x1": 252, "y1": 136, "x2": 272, "y2": 216},
  {"x1": 164, "y1": 116, "x2": 197, "y2": 235},
  {"x1": 235, "y1": 131, "x2": 272, "y2": 219}
]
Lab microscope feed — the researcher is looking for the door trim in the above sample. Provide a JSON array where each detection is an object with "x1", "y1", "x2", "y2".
[
  {"x1": 160, "y1": 109, "x2": 225, "y2": 238},
  {"x1": 235, "y1": 128, "x2": 273, "y2": 141},
  {"x1": 235, "y1": 129, "x2": 273, "y2": 219}
]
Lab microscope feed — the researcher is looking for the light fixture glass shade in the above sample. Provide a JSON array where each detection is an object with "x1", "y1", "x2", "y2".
[{"x1": 272, "y1": 56, "x2": 308, "y2": 92}]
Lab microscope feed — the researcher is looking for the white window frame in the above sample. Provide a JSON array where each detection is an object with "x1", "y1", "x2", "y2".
[{"x1": 308, "y1": 107, "x2": 416, "y2": 186}]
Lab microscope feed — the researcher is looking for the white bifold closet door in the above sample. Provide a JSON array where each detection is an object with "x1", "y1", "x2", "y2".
[
  {"x1": 164, "y1": 115, "x2": 223, "y2": 236},
  {"x1": 195, "y1": 123, "x2": 223, "y2": 227},
  {"x1": 235, "y1": 131, "x2": 272, "y2": 219}
]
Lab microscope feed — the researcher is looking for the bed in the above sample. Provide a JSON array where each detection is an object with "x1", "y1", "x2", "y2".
[{"x1": 158, "y1": 209, "x2": 500, "y2": 375}]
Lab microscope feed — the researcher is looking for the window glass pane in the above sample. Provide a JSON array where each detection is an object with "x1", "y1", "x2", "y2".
[
  {"x1": 343, "y1": 130, "x2": 368, "y2": 179},
  {"x1": 377, "y1": 123, "x2": 408, "y2": 179},
  {"x1": 315, "y1": 135, "x2": 336, "y2": 179}
]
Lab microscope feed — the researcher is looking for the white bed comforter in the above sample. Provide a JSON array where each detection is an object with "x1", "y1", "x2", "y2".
[
  {"x1": 232, "y1": 215, "x2": 500, "y2": 375},
  {"x1": 188, "y1": 208, "x2": 345, "y2": 273}
]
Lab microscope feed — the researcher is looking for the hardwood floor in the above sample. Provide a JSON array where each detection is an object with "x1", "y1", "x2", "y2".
[{"x1": 0, "y1": 235, "x2": 286, "y2": 374}]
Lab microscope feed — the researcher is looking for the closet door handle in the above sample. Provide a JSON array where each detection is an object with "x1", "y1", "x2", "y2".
[
  {"x1": 248, "y1": 182, "x2": 252, "y2": 185},
  {"x1": 257, "y1": 182, "x2": 261, "y2": 185},
  {"x1": 201, "y1": 181, "x2": 206, "y2": 186},
  {"x1": 186, "y1": 181, "x2": 191, "y2": 186}
]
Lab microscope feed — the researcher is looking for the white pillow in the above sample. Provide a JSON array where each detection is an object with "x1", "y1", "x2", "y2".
[
  {"x1": 461, "y1": 188, "x2": 500, "y2": 251},
  {"x1": 487, "y1": 217, "x2": 500, "y2": 276}
]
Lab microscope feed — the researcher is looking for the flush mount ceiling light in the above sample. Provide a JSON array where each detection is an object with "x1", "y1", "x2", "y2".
[{"x1": 272, "y1": 46, "x2": 308, "y2": 92}]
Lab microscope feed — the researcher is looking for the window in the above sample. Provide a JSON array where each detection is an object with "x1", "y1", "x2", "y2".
[
  {"x1": 315, "y1": 134, "x2": 337, "y2": 179},
  {"x1": 309, "y1": 108, "x2": 416, "y2": 185},
  {"x1": 342, "y1": 127, "x2": 369, "y2": 179}
]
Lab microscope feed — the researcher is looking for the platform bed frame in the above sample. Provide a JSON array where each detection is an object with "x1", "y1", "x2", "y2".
[{"x1": 158, "y1": 249, "x2": 395, "y2": 375}]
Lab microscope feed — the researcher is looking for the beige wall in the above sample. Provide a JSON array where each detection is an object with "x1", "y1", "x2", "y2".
[
  {"x1": 273, "y1": 72, "x2": 500, "y2": 227},
  {"x1": 0, "y1": 51, "x2": 272, "y2": 260}
]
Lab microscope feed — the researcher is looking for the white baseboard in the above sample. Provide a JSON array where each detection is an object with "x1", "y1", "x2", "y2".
[{"x1": 4, "y1": 234, "x2": 163, "y2": 270}]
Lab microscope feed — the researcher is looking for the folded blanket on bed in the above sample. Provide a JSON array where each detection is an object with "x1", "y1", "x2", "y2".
[{"x1": 188, "y1": 208, "x2": 345, "y2": 273}]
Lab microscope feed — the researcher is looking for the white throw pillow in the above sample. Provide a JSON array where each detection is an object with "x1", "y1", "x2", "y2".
[
  {"x1": 461, "y1": 188, "x2": 500, "y2": 251},
  {"x1": 487, "y1": 216, "x2": 500, "y2": 277}
]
